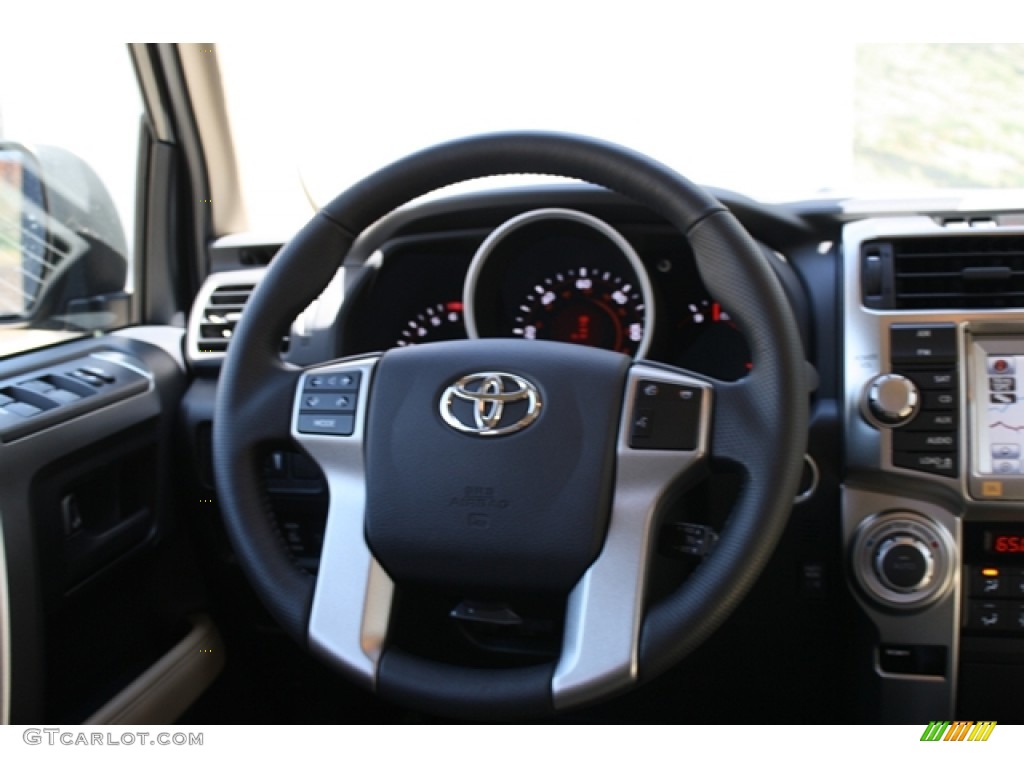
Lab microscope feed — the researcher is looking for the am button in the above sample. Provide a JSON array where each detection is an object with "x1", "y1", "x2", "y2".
[{"x1": 890, "y1": 324, "x2": 957, "y2": 365}]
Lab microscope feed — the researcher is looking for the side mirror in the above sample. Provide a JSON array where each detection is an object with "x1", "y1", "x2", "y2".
[
  {"x1": 0, "y1": 142, "x2": 129, "y2": 330},
  {"x1": 0, "y1": 144, "x2": 46, "y2": 316}
]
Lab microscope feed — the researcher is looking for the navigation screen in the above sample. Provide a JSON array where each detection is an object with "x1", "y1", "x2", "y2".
[
  {"x1": 980, "y1": 353, "x2": 1024, "y2": 476},
  {"x1": 974, "y1": 354, "x2": 1024, "y2": 475},
  {"x1": 967, "y1": 336, "x2": 1024, "y2": 500}
]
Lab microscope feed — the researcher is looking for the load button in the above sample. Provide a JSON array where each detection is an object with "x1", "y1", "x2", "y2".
[{"x1": 893, "y1": 452, "x2": 957, "y2": 477}]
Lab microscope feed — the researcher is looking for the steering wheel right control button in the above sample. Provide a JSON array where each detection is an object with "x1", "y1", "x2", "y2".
[
  {"x1": 628, "y1": 379, "x2": 701, "y2": 450},
  {"x1": 851, "y1": 512, "x2": 955, "y2": 609},
  {"x1": 297, "y1": 371, "x2": 361, "y2": 435}
]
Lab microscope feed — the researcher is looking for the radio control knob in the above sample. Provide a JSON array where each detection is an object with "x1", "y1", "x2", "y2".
[
  {"x1": 874, "y1": 535, "x2": 934, "y2": 593},
  {"x1": 865, "y1": 374, "x2": 919, "y2": 427}
]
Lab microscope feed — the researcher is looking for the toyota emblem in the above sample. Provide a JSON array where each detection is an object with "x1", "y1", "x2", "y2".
[{"x1": 440, "y1": 372, "x2": 542, "y2": 436}]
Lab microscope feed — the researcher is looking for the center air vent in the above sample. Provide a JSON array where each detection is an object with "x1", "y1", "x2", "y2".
[{"x1": 863, "y1": 235, "x2": 1024, "y2": 310}]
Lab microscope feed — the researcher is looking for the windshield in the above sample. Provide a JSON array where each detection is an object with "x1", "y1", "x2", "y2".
[{"x1": 217, "y1": 39, "x2": 1024, "y2": 235}]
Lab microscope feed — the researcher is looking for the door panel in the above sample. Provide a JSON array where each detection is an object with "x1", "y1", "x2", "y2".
[{"x1": 0, "y1": 330, "x2": 216, "y2": 723}]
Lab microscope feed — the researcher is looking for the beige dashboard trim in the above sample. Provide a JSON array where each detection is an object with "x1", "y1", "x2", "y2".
[
  {"x1": 84, "y1": 615, "x2": 224, "y2": 725},
  {"x1": 177, "y1": 43, "x2": 248, "y2": 236}
]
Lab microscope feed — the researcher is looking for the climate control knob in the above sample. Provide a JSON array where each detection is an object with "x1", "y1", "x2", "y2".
[
  {"x1": 851, "y1": 511, "x2": 955, "y2": 609},
  {"x1": 865, "y1": 373, "x2": 919, "y2": 427},
  {"x1": 874, "y1": 535, "x2": 934, "y2": 593}
]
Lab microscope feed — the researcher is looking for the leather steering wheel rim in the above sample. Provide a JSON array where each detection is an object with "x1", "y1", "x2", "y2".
[{"x1": 212, "y1": 131, "x2": 808, "y2": 720}]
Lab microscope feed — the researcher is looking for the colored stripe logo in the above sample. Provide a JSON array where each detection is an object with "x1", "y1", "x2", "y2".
[{"x1": 920, "y1": 721, "x2": 997, "y2": 741}]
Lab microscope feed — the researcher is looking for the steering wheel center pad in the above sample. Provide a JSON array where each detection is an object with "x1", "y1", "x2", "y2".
[{"x1": 366, "y1": 339, "x2": 629, "y2": 594}]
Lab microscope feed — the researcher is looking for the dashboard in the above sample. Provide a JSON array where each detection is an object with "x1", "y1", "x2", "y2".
[{"x1": 186, "y1": 184, "x2": 835, "y2": 721}]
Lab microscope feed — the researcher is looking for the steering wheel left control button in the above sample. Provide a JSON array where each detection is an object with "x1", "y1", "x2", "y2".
[
  {"x1": 302, "y1": 393, "x2": 356, "y2": 411},
  {"x1": 306, "y1": 371, "x2": 361, "y2": 391},
  {"x1": 297, "y1": 371, "x2": 362, "y2": 435}
]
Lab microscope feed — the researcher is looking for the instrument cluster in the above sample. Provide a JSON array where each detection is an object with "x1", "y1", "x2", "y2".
[{"x1": 349, "y1": 207, "x2": 752, "y2": 381}]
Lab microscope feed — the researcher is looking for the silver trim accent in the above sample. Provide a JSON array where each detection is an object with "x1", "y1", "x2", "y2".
[
  {"x1": 862, "y1": 373, "x2": 920, "y2": 428},
  {"x1": 112, "y1": 326, "x2": 186, "y2": 372},
  {"x1": 0, "y1": 516, "x2": 9, "y2": 725},
  {"x1": 843, "y1": 216, "x2": 1024, "y2": 494},
  {"x1": 851, "y1": 510, "x2": 956, "y2": 609},
  {"x1": 794, "y1": 453, "x2": 819, "y2": 505},
  {"x1": 552, "y1": 364, "x2": 711, "y2": 709},
  {"x1": 294, "y1": 358, "x2": 394, "y2": 687},
  {"x1": 463, "y1": 208, "x2": 656, "y2": 358},
  {"x1": 439, "y1": 372, "x2": 542, "y2": 436},
  {"x1": 835, "y1": 219, "x2": 1024, "y2": 720},
  {"x1": 842, "y1": 487, "x2": 960, "y2": 720}
]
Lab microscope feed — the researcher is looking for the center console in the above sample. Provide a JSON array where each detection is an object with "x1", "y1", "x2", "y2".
[{"x1": 843, "y1": 216, "x2": 1024, "y2": 722}]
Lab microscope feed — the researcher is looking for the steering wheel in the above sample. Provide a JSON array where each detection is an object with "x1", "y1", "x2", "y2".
[{"x1": 212, "y1": 132, "x2": 808, "y2": 720}]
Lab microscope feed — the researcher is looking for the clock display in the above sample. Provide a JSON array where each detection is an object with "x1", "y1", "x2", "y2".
[{"x1": 985, "y1": 532, "x2": 1024, "y2": 554}]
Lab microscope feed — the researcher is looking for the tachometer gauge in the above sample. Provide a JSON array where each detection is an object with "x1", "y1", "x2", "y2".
[
  {"x1": 674, "y1": 298, "x2": 752, "y2": 379},
  {"x1": 464, "y1": 208, "x2": 654, "y2": 357},
  {"x1": 512, "y1": 267, "x2": 646, "y2": 356},
  {"x1": 396, "y1": 301, "x2": 465, "y2": 346}
]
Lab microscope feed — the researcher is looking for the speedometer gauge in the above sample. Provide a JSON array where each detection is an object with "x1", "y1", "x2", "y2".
[
  {"x1": 512, "y1": 267, "x2": 646, "y2": 356},
  {"x1": 464, "y1": 208, "x2": 654, "y2": 358}
]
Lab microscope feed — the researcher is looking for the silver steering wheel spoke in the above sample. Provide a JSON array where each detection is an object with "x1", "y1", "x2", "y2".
[
  {"x1": 553, "y1": 363, "x2": 712, "y2": 709},
  {"x1": 290, "y1": 356, "x2": 394, "y2": 688}
]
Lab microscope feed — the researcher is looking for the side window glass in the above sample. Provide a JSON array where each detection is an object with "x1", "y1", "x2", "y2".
[{"x1": 0, "y1": 44, "x2": 141, "y2": 358}]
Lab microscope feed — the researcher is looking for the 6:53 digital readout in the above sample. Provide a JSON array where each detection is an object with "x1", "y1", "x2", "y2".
[{"x1": 986, "y1": 532, "x2": 1024, "y2": 554}]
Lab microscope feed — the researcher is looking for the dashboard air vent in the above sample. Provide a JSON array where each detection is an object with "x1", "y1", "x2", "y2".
[
  {"x1": 862, "y1": 235, "x2": 1024, "y2": 310},
  {"x1": 196, "y1": 283, "x2": 255, "y2": 353}
]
